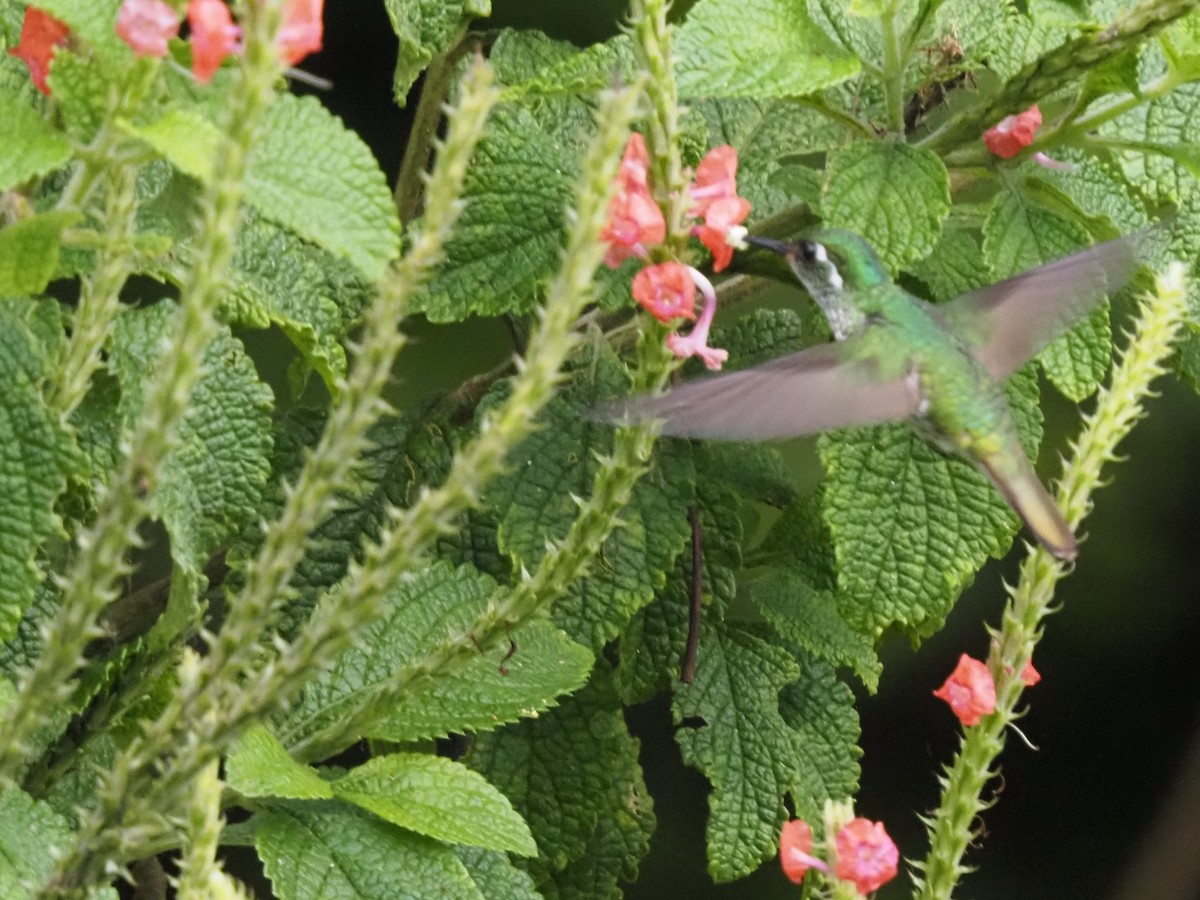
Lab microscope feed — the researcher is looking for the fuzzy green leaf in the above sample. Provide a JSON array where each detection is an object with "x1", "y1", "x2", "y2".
[
  {"x1": 1108, "y1": 82, "x2": 1200, "y2": 203},
  {"x1": 108, "y1": 303, "x2": 274, "y2": 576},
  {"x1": 983, "y1": 189, "x2": 1111, "y2": 400},
  {"x1": 0, "y1": 211, "x2": 79, "y2": 295},
  {"x1": 123, "y1": 110, "x2": 220, "y2": 183},
  {"x1": 386, "y1": 0, "x2": 489, "y2": 104},
  {"x1": 487, "y1": 350, "x2": 695, "y2": 649},
  {"x1": 454, "y1": 847, "x2": 541, "y2": 900},
  {"x1": 675, "y1": 0, "x2": 860, "y2": 98},
  {"x1": 0, "y1": 95, "x2": 71, "y2": 192},
  {"x1": 822, "y1": 141, "x2": 951, "y2": 270},
  {"x1": 818, "y1": 367, "x2": 1042, "y2": 637},
  {"x1": 31, "y1": 0, "x2": 124, "y2": 63},
  {"x1": 0, "y1": 786, "x2": 116, "y2": 899},
  {"x1": 226, "y1": 723, "x2": 333, "y2": 801},
  {"x1": 1026, "y1": 153, "x2": 1150, "y2": 236},
  {"x1": 246, "y1": 95, "x2": 400, "y2": 280},
  {"x1": 44, "y1": 50, "x2": 108, "y2": 140},
  {"x1": 911, "y1": 226, "x2": 992, "y2": 302},
  {"x1": 468, "y1": 668, "x2": 654, "y2": 891},
  {"x1": 673, "y1": 621, "x2": 802, "y2": 882},
  {"x1": 779, "y1": 657, "x2": 862, "y2": 823},
  {"x1": 332, "y1": 753, "x2": 536, "y2": 856},
  {"x1": 0, "y1": 301, "x2": 78, "y2": 642},
  {"x1": 257, "y1": 801, "x2": 483, "y2": 900},
  {"x1": 278, "y1": 562, "x2": 592, "y2": 747},
  {"x1": 497, "y1": 34, "x2": 635, "y2": 101}
]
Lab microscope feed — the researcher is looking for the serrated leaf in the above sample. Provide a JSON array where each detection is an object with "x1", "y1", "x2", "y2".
[
  {"x1": 488, "y1": 349, "x2": 694, "y2": 649},
  {"x1": 386, "y1": 0, "x2": 489, "y2": 104},
  {"x1": 818, "y1": 366, "x2": 1042, "y2": 637},
  {"x1": 0, "y1": 300, "x2": 78, "y2": 642},
  {"x1": 246, "y1": 95, "x2": 400, "y2": 280},
  {"x1": 779, "y1": 657, "x2": 861, "y2": 822},
  {"x1": 983, "y1": 189, "x2": 1111, "y2": 400},
  {"x1": 44, "y1": 50, "x2": 108, "y2": 140},
  {"x1": 123, "y1": 109, "x2": 220, "y2": 182},
  {"x1": 468, "y1": 667, "x2": 654, "y2": 891},
  {"x1": 1108, "y1": 82, "x2": 1200, "y2": 203},
  {"x1": 278, "y1": 563, "x2": 592, "y2": 747},
  {"x1": 675, "y1": 0, "x2": 860, "y2": 98},
  {"x1": 822, "y1": 141, "x2": 950, "y2": 270},
  {"x1": 910, "y1": 226, "x2": 992, "y2": 302},
  {"x1": 257, "y1": 801, "x2": 483, "y2": 900},
  {"x1": 498, "y1": 34, "x2": 634, "y2": 101},
  {"x1": 455, "y1": 846, "x2": 541, "y2": 900},
  {"x1": 108, "y1": 303, "x2": 274, "y2": 576},
  {"x1": 710, "y1": 307, "x2": 810, "y2": 369},
  {"x1": 673, "y1": 621, "x2": 801, "y2": 882},
  {"x1": 0, "y1": 95, "x2": 71, "y2": 191},
  {"x1": 0, "y1": 211, "x2": 79, "y2": 295},
  {"x1": 332, "y1": 753, "x2": 536, "y2": 856},
  {"x1": 226, "y1": 723, "x2": 333, "y2": 801},
  {"x1": 753, "y1": 569, "x2": 881, "y2": 690}
]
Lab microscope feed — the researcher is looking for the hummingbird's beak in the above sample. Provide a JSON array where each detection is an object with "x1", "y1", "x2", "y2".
[{"x1": 743, "y1": 235, "x2": 793, "y2": 256}]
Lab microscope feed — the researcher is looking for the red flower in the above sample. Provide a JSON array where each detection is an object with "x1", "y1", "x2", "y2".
[
  {"x1": 602, "y1": 134, "x2": 666, "y2": 269},
  {"x1": 632, "y1": 262, "x2": 695, "y2": 323},
  {"x1": 779, "y1": 819, "x2": 827, "y2": 884},
  {"x1": 694, "y1": 195, "x2": 751, "y2": 272},
  {"x1": 278, "y1": 0, "x2": 323, "y2": 65},
  {"x1": 665, "y1": 266, "x2": 728, "y2": 370},
  {"x1": 9, "y1": 7, "x2": 70, "y2": 95},
  {"x1": 835, "y1": 818, "x2": 899, "y2": 894},
  {"x1": 1020, "y1": 659, "x2": 1041, "y2": 687},
  {"x1": 983, "y1": 105, "x2": 1042, "y2": 159},
  {"x1": 188, "y1": 0, "x2": 241, "y2": 84},
  {"x1": 116, "y1": 0, "x2": 180, "y2": 58},
  {"x1": 933, "y1": 654, "x2": 996, "y2": 727},
  {"x1": 688, "y1": 145, "x2": 751, "y2": 272}
]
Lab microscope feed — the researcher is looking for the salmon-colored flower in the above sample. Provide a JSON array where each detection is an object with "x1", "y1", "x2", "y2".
[
  {"x1": 688, "y1": 145, "x2": 751, "y2": 272},
  {"x1": 665, "y1": 266, "x2": 728, "y2": 370},
  {"x1": 834, "y1": 818, "x2": 899, "y2": 895},
  {"x1": 602, "y1": 134, "x2": 666, "y2": 269},
  {"x1": 188, "y1": 0, "x2": 241, "y2": 84},
  {"x1": 116, "y1": 0, "x2": 180, "y2": 58},
  {"x1": 278, "y1": 0, "x2": 323, "y2": 65},
  {"x1": 1020, "y1": 659, "x2": 1041, "y2": 687},
  {"x1": 983, "y1": 105, "x2": 1042, "y2": 159},
  {"x1": 933, "y1": 653, "x2": 996, "y2": 726},
  {"x1": 694, "y1": 195, "x2": 751, "y2": 272},
  {"x1": 632, "y1": 262, "x2": 695, "y2": 323},
  {"x1": 9, "y1": 7, "x2": 70, "y2": 95},
  {"x1": 779, "y1": 819, "x2": 827, "y2": 884}
]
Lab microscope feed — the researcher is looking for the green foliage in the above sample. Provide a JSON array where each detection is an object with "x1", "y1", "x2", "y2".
[{"x1": 0, "y1": 0, "x2": 1196, "y2": 897}]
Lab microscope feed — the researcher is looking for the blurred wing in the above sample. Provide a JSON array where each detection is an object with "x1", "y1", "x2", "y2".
[
  {"x1": 603, "y1": 341, "x2": 919, "y2": 441},
  {"x1": 943, "y1": 231, "x2": 1147, "y2": 380}
]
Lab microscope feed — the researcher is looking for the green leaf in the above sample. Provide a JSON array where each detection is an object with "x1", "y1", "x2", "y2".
[
  {"x1": 332, "y1": 753, "x2": 536, "y2": 856},
  {"x1": 487, "y1": 349, "x2": 694, "y2": 649},
  {"x1": 675, "y1": 0, "x2": 860, "y2": 98},
  {"x1": 386, "y1": 0, "x2": 489, "y2": 104},
  {"x1": 983, "y1": 189, "x2": 1110, "y2": 400},
  {"x1": 226, "y1": 723, "x2": 333, "y2": 801},
  {"x1": 468, "y1": 667, "x2": 654, "y2": 894},
  {"x1": 0, "y1": 211, "x2": 80, "y2": 295},
  {"x1": 246, "y1": 95, "x2": 400, "y2": 280},
  {"x1": 0, "y1": 95, "x2": 71, "y2": 191},
  {"x1": 454, "y1": 846, "x2": 541, "y2": 900},
  {"x1": 753, "y1": 569, "x2": 881, "y2": 690},
  {"x1": 123, "y1": 110, "x2": 220, "y2": 183},
  {"x1": 44, "y1": 50, "x2": 109, "y2": 140},
  {"x1": 818, "y1": 366, "x2": 1042, "y2": 637},
  {"x1": 257, "y1": 801, "x2": 483, "y2": 900},
  {"x1": 31, "y1": 0, "x2": 125, "y2": 63},
  {"x1": 910, "y1": 225, "x2": 992, "y2": 302},
  {"x1": 0, "y1": 300, "x2": 79, "y2": 642},
  {"x1": 779, "y1": 657, "x2": 862, "y2": 822},
  {"x1": 1162, "y1": 9, "x2": 1200, "y2": 79},
  {"x1": 821, "y1": 140, "x2": 951, "y2": 270},
  {"x1": 108, "y1": 303, "x2": 274, "y2": 576},
  {"x1": 0, "y1": 785, "x2": 116, "y2": 899},
  {"x1": 1108, "y1": 82, "x2": 1200, "y2": 203},
  {"x1": 278, "y1": 563, "x2": 593, "y2": 747},
  {"x1": 497, "y1": 34, "x2": 635, "y2": 102},
  {"x1": 673, "y1": 621, "x2": 801, "y2": 882}
]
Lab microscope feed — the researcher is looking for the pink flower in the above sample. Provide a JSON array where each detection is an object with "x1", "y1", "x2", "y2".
[
  {"x1": 8, "y1": 7, "x2": 70, "y2": 95},
  {"x1": 1020, "y1": 659, "x2": 1041, "y2": 687},
  {"x1": 632, "y1": 262, "x2": 695, "y2": 323},
  {"x1": 116, "y1": 0, "x2": 180, "y2": 58},
  {"x1": 602, "y1": 134, "x2": 666, "y2": 269},
  {"x1": 188, "y1": 0, "x2": 241, "y2": 84},
  {"x1": 694, "y1": 195, "x2": 751, "y2": 272},
  {"x1": 983, "y1": 105, "x2": 1042, "y2": 159},
  {"x1": 933, "y1": 654, "x2": 996, "y2": 727},
  {"x1": 665, "y1": 266, "x2": 728, "y2": 370},
  {"x1": 834, "y1": 818, "x2": 899, "y2": 895},
  {"x1": 779, "y1": 819, "x2": 827, "y2": 884},
  {"x1": 278, "y1": 0, "x2": 323, "y2": 65},
  {"x1": 688, "y1": 145, "x2": 752, "y2": 272}
]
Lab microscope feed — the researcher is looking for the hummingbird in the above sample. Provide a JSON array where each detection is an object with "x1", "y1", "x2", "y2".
[{"x1": 610, "y1": 228, "x2": 1149, "y2": 561}]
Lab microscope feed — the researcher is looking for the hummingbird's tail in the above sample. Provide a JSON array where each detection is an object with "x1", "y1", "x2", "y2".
[{"x1": 975, "y1": 452, "x2": 1077, "y2": 561}]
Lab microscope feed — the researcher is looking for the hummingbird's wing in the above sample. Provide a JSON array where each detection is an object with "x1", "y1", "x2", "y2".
[
  {"x1": 941, "y1": 231, "x2": 1146, "y2": 380},
  {"x1": 602, "y1": 340, "x2": 919, "y2": 441}
]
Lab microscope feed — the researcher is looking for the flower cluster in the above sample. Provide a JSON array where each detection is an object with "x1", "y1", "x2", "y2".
[
  {"x1": 779, "y1": 814, "x2": 899, "y2": 894},
  {"x1": 601, "y1": 135, "x2": 752, "y2": 371},
  {"x1": 9, "y1": 1, "x2": 324, "y2": 94}
]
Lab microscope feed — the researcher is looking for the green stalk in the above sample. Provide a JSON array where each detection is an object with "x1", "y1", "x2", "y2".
[{"x1": 914, "y1": 263, "x2": 1190, "y2": 899}]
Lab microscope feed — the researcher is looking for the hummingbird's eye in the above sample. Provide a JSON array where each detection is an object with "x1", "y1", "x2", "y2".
[{"x1": 799, "y1": 241, "x2": 819, "y2": 262}]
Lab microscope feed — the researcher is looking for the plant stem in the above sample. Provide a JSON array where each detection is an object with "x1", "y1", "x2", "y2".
[{"x1": 914, "y1": 262, "x2": 1190, "y2": 899}]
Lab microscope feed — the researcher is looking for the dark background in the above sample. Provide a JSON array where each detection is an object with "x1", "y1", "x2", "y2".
[{"x1": 288, "y1": 3, "x2": 1200, "y2": 897}]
